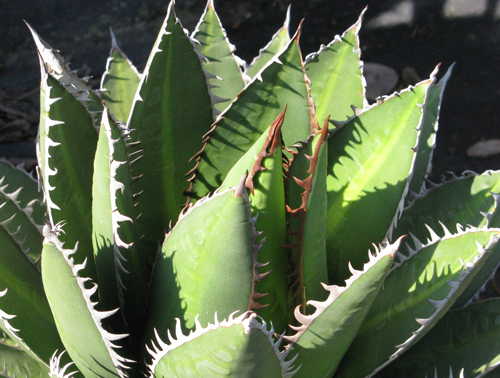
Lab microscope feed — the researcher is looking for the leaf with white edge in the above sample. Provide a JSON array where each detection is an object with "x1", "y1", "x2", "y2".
[
  {"x1": 408, "y1": 64, "x2": 453, "y2": 196},
  {"x1": 220, "y1": 109, "x2": 289, "y2": 333},
  {"x1": 286, "y1": 121, "x2": 329, "y2": 310},
  {"x1": 37, "y1": 68, "x2": 98, "y2": 280},
  {"x1": 335, "y1": 227, "x2": 500, "y2": 378},
  {"x1": 92, "y1": 108, "x2": 149, "y2": 351},
  {"x1": 127, "y1": 0, "x2": 214, "y2": 257},
  {"x1": 392, "y1": 170, "x2": 500, "y2": 308},
  {"x1": 188, "y1": 22, "x2": 314, "y2": 200},
  {"x1": 305, "y1": 8, "x2": 367, "y2": 124},
  {"x1": 245, "y1": 6, "x2": 291, "y2": 80},
  {"x1": 0, "y1": 341, "x2": 49, "y2": 378},
  {"x1": 192, "y1": 0, "x2": 245, "y2": 114},
  {"x1": 145, "y1": 177, "x2": 258, "y2": 348},
  {"x1": 147, "y1": 312, "x2": 298, "y2": 378},
  {"x1": 384, "y1": 297, "x2": 500, "y2": 378},
  {"x1": 100, "y1": 29, "x2": 141, "y2": 123},
  {"x1": 286, "y1": 238, "x2": 401, "y2": 378},
  {"x1": 27, "y1": 24, "x2": 103, "y2": 130},
  {"x1": 41, "y1": 233, "x2": 133, "y2": 378},
  {"x1": 326, "y1": 76, "x2": 433, "y2": 285}
]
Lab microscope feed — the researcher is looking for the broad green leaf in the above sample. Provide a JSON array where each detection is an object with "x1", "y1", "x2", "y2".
[
  {"x1": 101, "y1": 30, "x2": 141, "y2": 123},
  {"x1": 326, "y1": 78, "x2": 431, "y2": 285},
  {"x1": 408, "y1": 64, "x2": 453, "y2": 196},
  {"x1": 246, "y1": 6, "x2": 291, "y2": 79},
  {"x1": 221, "y1": 110, "x2": 289, "y2": 333},
  {"x1": 37, "y1": 72, "x2": 98, "y2": 280},
  {"x1": 92, "y1": 108, "x2": 149, "y2": 349},
  {"x1": 148, "y1": 313, "x2": 297, "y2": 378},
  {"x1": 192, "y1": 0, "x2": 245, "y2": 113},
  {"x1": 384, "y1": 298, "x2": 500, "y2": 378},
  {"x1": 286, "y1": 122, "x2": 329, "y2": 309},
  {"x1": 0, "y1": 342, "x2": 48, "y2": 378},
  {"x1": 305, "y1": 8, "x2": 366, "y2": 124},
  {"x1": 335, "y1": 228, "x2": 500, "y2": 378},
  {"x1": 392, "y1": 170, "x2": 500, "y2": 308},
  {"x1": 288, "y1": 239, "x2": 400, "y2": 378},
  {"x1": 127, "y1": 0, "x2": 214, "y2": 258},
  {"x1": 190, "y1": 24, "x2": 313, "y2": 200},
  {"x1": 41, "y1": 234, "x2": 133, "y2": 377},
  {"x1": 145, "y1": 182, "x2": 256, "y2": 344}
]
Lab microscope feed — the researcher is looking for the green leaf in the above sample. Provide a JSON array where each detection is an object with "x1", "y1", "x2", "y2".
[
  {"x1": 92, "y1": 108, "x2": 149, "y2": 347},
  {"x1": 127, "y1": 0, "x2": 214, "y2": 257},
  {"x1": 384, "y1": 298, "x2": 500, "y2": 378},
  {"x1": 189, "y1": 23, "x2": 313, "y2": 200},
  {"x1": 41, "y1": 234, "x2": 133, "y2": 377},
  {"x1": 287, "y1": 239, "x2": 400, "y2": 378},
  {"x1": 326, "y1": 78, "x2": 432, "y2": 285},
  {"x1": 392, "y1": 170, "x2": 500, "y2": 308},
  {"x1": 145, "y1": 180, "x2": 257, "y2": 344},
  {"x1": 335, "y1": 228, "x2": 500, "y2": 378},
  {"x1": 0, "y1": 342, "x2": 48, "y2": 378},
  {"x1": 245, "y1": 6, "x2": 291, "y2": 80},
  {"x1": 286, "y1": 122, "x2": 329, "y2": 309},
  {"x1": 305, "y1": 8, "x2": 366, "y2": 124},
  {"x1": 408, "y1": 64, "x2": 453, "y2": 196},
  {"x1": 221, "y1": 109, "x2": 289, "y2": 333},
  {"x1": 37, "y1": 70, "x2": 98, "y2": 280},
  {"x1": 192, "y1": 0, "x2": 245, "y2": 113},
  {"x1": 27, "y1": 24, "x2": 103, "y2": 130},
  {"x1": 147, "y1": 312, "x2": 297, "y2": 378},
  {"x1": 101, "y1": 30, "x2": 141, "y2": 123}
]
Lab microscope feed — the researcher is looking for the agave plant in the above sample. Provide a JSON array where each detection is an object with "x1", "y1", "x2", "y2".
[{"x1": 1, "y1": 1, "x2": 500, "y2": 377}]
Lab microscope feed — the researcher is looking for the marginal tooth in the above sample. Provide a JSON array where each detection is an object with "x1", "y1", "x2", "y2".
[
  {"x1": 425, "y1": 224, "x2": 440, "y2": 242},
  {"x1": 293, "y1": 305, "x2": 311, "y2": 326},
  {"x1": 428, "y1": 298, "x2": 447, "y2": 310},
  {"x1": 348, "y1": 262, "x2": 358, "y2": 275},
  {"x1": 447, "y1": 280, "x2": 461, "y2": 290},
  {"x1": 440, "y1": 221, "x2": 453, "y2": 238},
  {"x1": 415, "y1": 317, "x2": 430, "y2": 326},
  {"x1": 409, "y1": 232, "x2": 423, "y2": 251},
  {"x1": 475, "y1": 240, "x2": 487, "y2": 255}
]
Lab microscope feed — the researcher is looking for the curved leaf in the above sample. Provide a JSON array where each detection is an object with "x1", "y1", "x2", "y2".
[
  {"x1": 287, "y1": 239, "x2": 400, "y2": 378},
  {"x1": 147, "y1": 312, "x2": 297, "y2": 378},
  {"x1": 145, "y1": 179, "x2": 258, "y2": 346},
  {"x1": 326, "y1": 77, "x2": 432, "y2": 285},
  {"x1": 335, "y1": 227, "x2": 500, "y2": 378}
]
